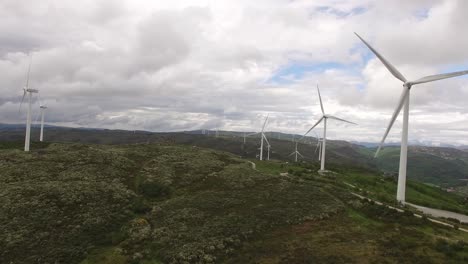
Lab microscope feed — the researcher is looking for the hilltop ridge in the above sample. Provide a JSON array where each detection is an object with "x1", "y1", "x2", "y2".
[{"x1": 1, "y1": 125, "x2": 468, "y2": 190}]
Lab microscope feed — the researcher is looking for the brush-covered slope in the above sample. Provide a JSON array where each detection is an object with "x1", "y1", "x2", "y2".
[
  {"x1": 1, "y1": 142, "x2": 468, "y2": 263},
  {"x1": 0, "y1": 142, "x2": 342, "y2": 263}
]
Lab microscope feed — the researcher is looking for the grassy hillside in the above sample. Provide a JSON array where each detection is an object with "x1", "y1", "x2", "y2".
[{"x1": 1, "y1": 142, "x2": 468, "y2": 263}]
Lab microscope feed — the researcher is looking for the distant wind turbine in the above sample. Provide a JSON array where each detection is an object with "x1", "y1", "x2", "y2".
[
  {"x1": 39, "y1": 105, "x2": 47, "y2": 142},
  {"x1": 355, "y1": 32, "x2": 468, "y2": 204},
  {"x1": 301, "y1": 84, "x2": 357, "y2": 171},
  {"x1": 246, "y1": 114, "x2": 269, "y2": 160},
  {"x1": 19, "y1": 55, "x2": 38, "y2": 152},
  {"x1": 288, "y1": 141, "x2": 304, "y2": 162}
]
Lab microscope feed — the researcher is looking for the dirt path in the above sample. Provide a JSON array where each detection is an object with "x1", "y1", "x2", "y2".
[{"x1": 247, "y1": 161, "x2": 256, "y2": 170}]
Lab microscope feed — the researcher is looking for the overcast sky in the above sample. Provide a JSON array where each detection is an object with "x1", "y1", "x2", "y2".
[{"x1": 1, "y1": 0, "x2": 468, "y2": 145}]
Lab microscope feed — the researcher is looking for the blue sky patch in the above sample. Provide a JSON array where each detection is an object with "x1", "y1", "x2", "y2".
[
  {"x1": 414, "y1": 8, "x2": 430, "y2": 20},
  {"x1": 268, "y1": 61, "x2": 361, "y2": 84},
  {"x1": 441, "y1": 64, "x2": 468, "y2": 79},
  {"x1": 316, "y1": 6, "x2": 367, "y2": 18}
]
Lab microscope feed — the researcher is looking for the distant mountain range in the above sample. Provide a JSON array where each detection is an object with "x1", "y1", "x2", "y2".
[
  {"x1": 3, "y1": 123, "x2": 467, "y2": 150},
  {"x1": 1, "y1": 123, "x2": 468, "y2": 189},
  {"x1": 351, "y1": 140, "x2": 468, "y2": 150}
]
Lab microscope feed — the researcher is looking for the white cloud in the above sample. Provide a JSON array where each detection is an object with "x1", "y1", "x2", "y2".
[{"x1": 0, "y1": 0, "x2": 467, "y2": 145}]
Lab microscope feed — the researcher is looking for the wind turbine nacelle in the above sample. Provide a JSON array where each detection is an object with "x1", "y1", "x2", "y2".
[{"x1": 26, "y1": 89, "x2": 39, "y2": 93}]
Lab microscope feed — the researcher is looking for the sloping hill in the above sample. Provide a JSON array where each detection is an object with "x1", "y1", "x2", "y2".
[{"x1": 1, "y1": 142, "x2": 468, "y2": 263}]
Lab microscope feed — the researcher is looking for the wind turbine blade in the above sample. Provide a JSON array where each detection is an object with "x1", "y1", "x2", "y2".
[
  {"x1": 18, "y1": 90, "x2": 26, "y2": 113},
  {"x1": 314, "y1": 141, "x2": 319, "y2": 153},
  {"x1": 327, "y1": 115, "x2": 357, "y2": 125},
  {"x1": 300, "y1": 117, "x2": 324, "y2": 140},
  {"x1": 317, "y1": 84, "x2": 325, "y2": 114},
  {"x1": 297, "y1": 152, "x2": 305, "y2": 158},
  {"x1": 409, "y1": 70, "x2": 468, "y2": 85},
  {"x1": 261, "y1": 114, "x2": 269, "y2": 132},
  {"x1": 25, "y1": 55, "x2": 32, "y2": 88},
  {"x1": 37, "y1": 93, "x2": 43, "y2": 108},
  {"x1": 354, "y1": 32, "x2": 407, "y2": 83},
  {"x1": 375, "y1": 88, "x2": 410, "y2": 157},
  {"x1": 262, "y1": 133, "x2": 270, "y2": 146},
  {"x1": 288, "y1": 152, "x2": 295, "y2": 157},
  {"x1": 246, "y1": 132, "x2": 260, "y2": 136},
  {"x1": 34, "y1": 110, "x2": 41, "y2": 124}
]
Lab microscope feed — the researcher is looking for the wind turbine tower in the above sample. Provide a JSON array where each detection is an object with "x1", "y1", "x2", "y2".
[
  {"x1": 259, "y1": 115, "x2": 269, "y2": 160},
  {"x1": 39, "y1": 105, "x2": 47, "y2": 142}
]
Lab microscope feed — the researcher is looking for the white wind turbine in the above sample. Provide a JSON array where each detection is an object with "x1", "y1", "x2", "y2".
[
  {"x1": 39, "y1": 105, "x2": 47, "y2": 142},
  {"x1": 19, "y1": 56, "x2": 39, "y2": 152},
  {"x1": 288, "y1": 140, "x2": 304, "y2": 162},
  {"x1": 301, "y1": 84, "x2": 356, "y2": 171},
  {"x1": 246, "y1": 114, "x2": 269, "y2": 160},
  {"x1": 355, "y1": 32, "x2": 468, "y2": 204}
]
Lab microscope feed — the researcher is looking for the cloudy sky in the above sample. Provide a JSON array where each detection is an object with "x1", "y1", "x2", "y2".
[{"x1": 1, "y1": 0, "x2": 468, "y2": 145}]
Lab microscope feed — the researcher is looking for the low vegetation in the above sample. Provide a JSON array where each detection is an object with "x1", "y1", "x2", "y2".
[{"x1": 1, "y1": 142, "x2": 468, "y2": 263}]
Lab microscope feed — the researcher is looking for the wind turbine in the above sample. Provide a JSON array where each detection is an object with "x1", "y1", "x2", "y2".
[
  {"x1": 289, "y1": 141, "x2": 304, "y2": 162},
  {"x1": 355, "y1": 32, "x2": 468, "y2": 204},
  {"x1": 259, "y1": 115, "x2": 269, "y2": 160},
  {"x1": 313, "y1": 131, "x2": 323, "y2": 161},
  {"x1": 246, "y1": 114, "x2": 269, "y2": 160},
  {"x1": 39, "y1": 105, "x2": 47, "y2": 142},
  {"x1": 301, "y1": 85, "x2": 356, "y2": 171},
  {"x1": 20, "y1": 55, "x2": 38, "y2": 152}
]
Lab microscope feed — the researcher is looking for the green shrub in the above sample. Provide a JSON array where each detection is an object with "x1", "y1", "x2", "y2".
[
  {"x1": 139, "y1": 181, "x2": 171, "y2": 198},
  {"x1": 131, "y1": 197, "x2": 151, "y2": 214}
]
